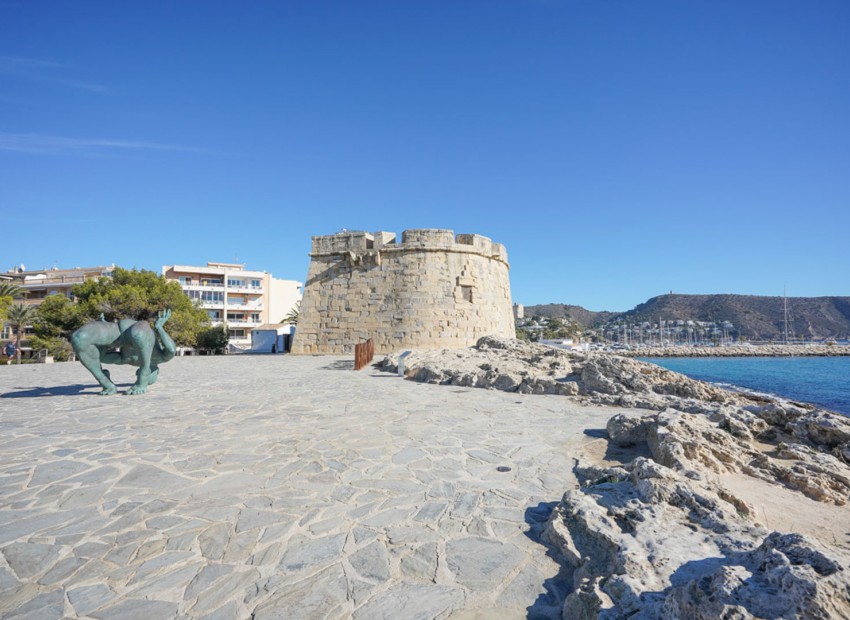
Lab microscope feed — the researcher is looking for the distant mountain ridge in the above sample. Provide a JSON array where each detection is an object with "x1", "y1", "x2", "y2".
[
  {"x1": 525, "y1": 294, "x2": 850, "y2": 339},
  {"x1": 521, "y1": 304, "x2": 618, "y2": 327}
]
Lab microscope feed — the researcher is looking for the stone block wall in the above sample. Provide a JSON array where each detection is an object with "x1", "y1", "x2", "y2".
[{"x1": 291, "y1": 229, "x2": 515, "y2": 355}]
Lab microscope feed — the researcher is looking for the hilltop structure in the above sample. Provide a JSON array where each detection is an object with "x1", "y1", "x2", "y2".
[{"x1": 291, "y1": 229, "x2": 514, "y2": 355}]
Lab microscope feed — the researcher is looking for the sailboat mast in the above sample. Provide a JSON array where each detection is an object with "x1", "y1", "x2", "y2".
[{"x1": 783, "y1": 286, "x2": 789, "y2": 344}]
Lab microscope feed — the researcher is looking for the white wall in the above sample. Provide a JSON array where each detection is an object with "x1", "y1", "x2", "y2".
[
  {"x1": 251, "y1": 326, "x2": 295, "y2": 353},
  {"x1": 267, "y1": 278, "x2": 302, "y2": 325},
  {"x1": 251, "y1": 330, "x2": 279, "y2": 352}
]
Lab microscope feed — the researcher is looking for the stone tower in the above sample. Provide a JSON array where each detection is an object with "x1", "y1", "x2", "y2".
[{"x1": 291, "y1": 229, "x2": 514, "y2": 355}]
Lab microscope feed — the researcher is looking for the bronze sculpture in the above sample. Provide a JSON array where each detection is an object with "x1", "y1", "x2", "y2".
[{"x1": 71, "y1": 309, "x2": 176, "y2": 395}]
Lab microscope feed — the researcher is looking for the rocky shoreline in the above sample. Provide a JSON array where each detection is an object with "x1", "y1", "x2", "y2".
[
  {"x1": 621, "y1": 343, "x2": 850, "y2": 357},
  {"x1": 382, "y1": 337, "x2": 850, "y2": 618}
]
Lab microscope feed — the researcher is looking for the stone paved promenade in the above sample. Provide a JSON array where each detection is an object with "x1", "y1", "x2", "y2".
[{"x1": 0, "y1": 355, "x2": 627, "y2": 619}]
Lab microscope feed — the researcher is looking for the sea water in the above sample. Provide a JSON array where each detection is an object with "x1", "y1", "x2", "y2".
[{"x1": 640, "y1": 356, "x2": 850, "y2": 416}]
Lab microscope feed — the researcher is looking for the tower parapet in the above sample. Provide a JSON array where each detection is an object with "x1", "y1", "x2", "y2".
[{"x1": 291, "y1": 229, "x2": 514, "y2": 354}]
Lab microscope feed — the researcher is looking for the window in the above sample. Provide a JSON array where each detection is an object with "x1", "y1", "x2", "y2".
[
  {"x1": 251, "y1": 279, "x2": 261, "y2": 288},
  {"x1": 188, "y1": 290, "x2": 223, "y2": 304},
  {"x1": 208, "y1": 310, "x2": 221, "y2": 319},
  {"x1": 251, "y1": 313, "x2": 260, "y2": 322},
  {"x1": 201, "y1": 278, "x2": 222, "y2": 286},
  {"x1": 227, "y1": 278, "x2": 244, "y2": 288},
  {"x1": 228, "y1": 329, "x2": 245, "y2": 338},
  {"x1": 455, "y1": 267, "x2": 476, "y2": 304},
  {"x1": 178, "y1": 276, "x2": 193, "y2": 286}
]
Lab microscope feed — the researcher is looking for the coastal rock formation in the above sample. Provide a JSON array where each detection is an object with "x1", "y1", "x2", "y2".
[
  {"x1": 607, "y1": 408, "x2": 850, "y2": 506},
  {"x1": 571, "y1": 407, "x2": 850, "y2": 617},
  {"x1": 542, "y1": 458, "x2": 850, "y2": 619},
  {"x1": 384, "y1": 336, "x2": 577, "y2": 395},
  {"x1": 383, "y1": 336, "x2": 850, "y2": 616},
  {"x1": 383, "y1": 336, "x2": 731, "y2": 401}
]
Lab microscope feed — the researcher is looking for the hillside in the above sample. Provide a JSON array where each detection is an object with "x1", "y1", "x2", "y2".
[
  {"x1": 520, "y1": 303, "x2": 616, "y2": 328},
  {"x1": 526, "y1": 295, "x2": 850, "y2": 339}
]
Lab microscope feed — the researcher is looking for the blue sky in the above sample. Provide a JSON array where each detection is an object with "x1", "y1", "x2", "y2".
[{"x1": 1, "y1": 1, "x2": 848, "y2": 311}]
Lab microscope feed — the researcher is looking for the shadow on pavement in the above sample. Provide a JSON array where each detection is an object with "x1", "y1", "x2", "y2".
[
  {"x1": 582, "y1": 428, "x2": 608, "y2": 439},
  {"x1": 322, "y1": 360, "x2": 355, "y2": 371},
  {"x1": 524, "y1": 501, "x2": 572, "y2": 619},
  {"x1": 0, "y1": 383, "x2": 131, "y2": 398}
]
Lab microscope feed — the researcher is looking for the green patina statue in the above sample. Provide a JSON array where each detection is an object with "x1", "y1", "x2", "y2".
[{"x1": 71, "y1": 309, "x2": 176, "y2": 395}]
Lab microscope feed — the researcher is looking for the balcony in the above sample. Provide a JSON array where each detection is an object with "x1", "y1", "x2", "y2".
[
  {"x1": 227, "y1": 284, "x2": 264, "y2": 293},
  {"x1": 226, "y1": 320, "x2": 262, "y2": 328},
  {"x1": 226, "y1": 302, "x2": 263, "y2": 311},
  {"x1": 22, "y1": 277, "x2": 83, "y2": 287},
  {"x1": 22, "y1": 271, "x2": 110, "y2": 286},
  {"x1": 182, "y1": 283, "x2": 224, "y2": 292}
]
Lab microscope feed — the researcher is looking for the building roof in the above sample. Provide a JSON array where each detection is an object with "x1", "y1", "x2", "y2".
[
  {"x1": 163, "y1": 264, "x2": 267, "y2": 278},
  {"x1": 253, "y1": 323, "x2": 288, "y2": 330},
  {"x1": 6, "y1": 265, "x2": 114, "y2": 277}
]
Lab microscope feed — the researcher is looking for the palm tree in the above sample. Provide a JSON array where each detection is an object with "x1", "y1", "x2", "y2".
[
  {"x1": 1, "y1": 282, "x2": 25, "y2": 355},
  {"x1": 282, "y1": 300, "x2": 300, "y2": 326},
  {"x1": 0, "y1": 281, "x2": 23, "y2": 300},
  {"x1": 5, "y1": 303, "x2": 37, "y2": 364},
  {"x1": 0, "y1": 281, "x2": 24, "y2": 320}
]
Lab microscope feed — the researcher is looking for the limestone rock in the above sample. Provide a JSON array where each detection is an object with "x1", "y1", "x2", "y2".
[
  {"x1": 542, "y1": 457, "x2": 850, "y2": 620},
  {"x1": 383, "y1": 337, "x2": 576, "y2": 396},
  {"x1": 660, "y1": 533, "x2": 850, "y2": 620},
  {"x1": 542, "y1": 398, "x2": 850, "y2": 617},
  {"x1": 383, "y1": 336, "x2": 732, "y2": 403},
  {"x1": 608, "y1": 407, "x2": 850, "y2": 506},
  {"x1": 605, "y1": 414, "x2": 651, "y2": 445}
]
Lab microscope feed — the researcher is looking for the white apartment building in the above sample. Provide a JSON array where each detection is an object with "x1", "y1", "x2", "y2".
[{"x1": 162, "y1": 262, "x2": 302, "y2": 348}]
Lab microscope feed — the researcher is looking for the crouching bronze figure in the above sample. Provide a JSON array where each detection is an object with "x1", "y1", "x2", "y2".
[{"x1": 71, "y1": 310, "x2": 176, "y2": 395}]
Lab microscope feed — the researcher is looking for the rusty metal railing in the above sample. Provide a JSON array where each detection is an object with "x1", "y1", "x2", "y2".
[{"x1": 354, "y1": 339, "x2": 374, "y2": 370}]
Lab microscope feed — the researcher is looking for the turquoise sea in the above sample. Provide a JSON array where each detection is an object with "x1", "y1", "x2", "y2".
[{"x1": 640, "y1": 356, "x2": 850, "y2": 416}]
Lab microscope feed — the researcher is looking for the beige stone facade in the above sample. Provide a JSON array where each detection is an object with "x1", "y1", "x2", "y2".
[
  {"x1": 1, "y1": 264, "x2": 115, "y2": 344},
  {"x1": 291, "y1": 229, "x2": 514, "y2": 355}
]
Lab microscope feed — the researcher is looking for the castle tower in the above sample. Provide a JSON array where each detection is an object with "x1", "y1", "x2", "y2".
[{"x1": 291, "y1": 229, "x2": 514, "y2": 355}]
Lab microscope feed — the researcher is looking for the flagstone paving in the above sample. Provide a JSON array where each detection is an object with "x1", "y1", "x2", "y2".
[{"x1": 0, "y1": 355, "x2": 634, "y2": 619}]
